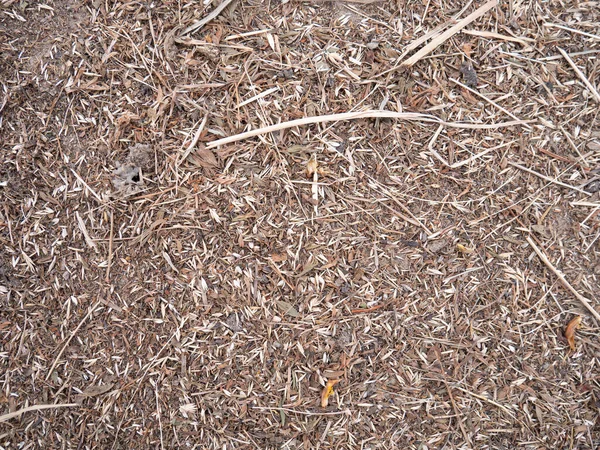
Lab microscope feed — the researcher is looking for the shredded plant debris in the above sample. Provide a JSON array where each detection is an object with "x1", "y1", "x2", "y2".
[{"x1": 1, "y1": 0, "x2": 600, "y2": 448}]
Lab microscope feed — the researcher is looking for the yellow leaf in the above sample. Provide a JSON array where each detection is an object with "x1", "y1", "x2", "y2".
[
  {"x1": 306, "y1": 155, "x2": 318, "y2": 178},
  {"x1": 320, "y1": 379, "x2": 340, "y2": 408},
  {"x1": 457, "y1": 243, "x2": 474, "y2": 254},
  {"x1": 317, "y1": 167, "x2": 331, "y2": 177},
  {"x1": 565, "y1": 316, "x2": 582, "y2": 351}
]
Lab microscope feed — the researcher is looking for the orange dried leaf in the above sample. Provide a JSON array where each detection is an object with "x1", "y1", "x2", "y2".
[
  {"x1": 306, "y1": 155, "x2": 318, "y2": 178},
  {"x1": 456, "y1": 243, "x2": 474, "y2": 254},
  {"x1": 317, "y1": 167, "x2": 331, "y2": 177},
  {"x1": 565, "y1": 316, "x2": 582, "y2": 351},
  {"x1": 462, "y1": 43, "x2": 473, "y2": 57},
  {"x1": 320, "y1": 379, "x2": 340, "y2": 408}
]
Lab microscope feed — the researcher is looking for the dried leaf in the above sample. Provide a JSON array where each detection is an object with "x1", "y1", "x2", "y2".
[
  {"x1": 531, "y1": 224, "x2": 549, "y2": 236},
  {"x1": 81, "y1": 382, "x2": 114, "y2": 397},
  {"x1": 462, "y1": 43, "x2": 473, "y2": 57},
  {"x1": 214, "y1": 175, "x2": 236, "y2": 184},
  {"x1": 565, "y1": 316, "x2": 582, "y2": 351},
  {"x1": 353, "y1": 267, "x2": 365, "y2": 281},
  {"x1": 457, "y1": 243, "x2": 474, "y2": 254},
  {"x1": 428, "y1": 239, "x2": 448, "y2": 253},
  {"x1": 320, "y1": 379, "x2": 340, "y2": 408},
  {"x1": 75, "y1": 382, "x2": 115, "y2": 403},
  {"x1": 323, "y1": 370, "x2": 345, "y2": 378},
  {"x1": 270, "y1": 253, "x2": 287, "y2": 262},
  {"x1": 306, "y1": 155, "x2": 318, "y2": 178},
  {"x1": 276, "y1": 300, "x2": 300, "y2": 317},
  {"x1": 190, "y1": 146, "x2": 218, "y2": 168}
]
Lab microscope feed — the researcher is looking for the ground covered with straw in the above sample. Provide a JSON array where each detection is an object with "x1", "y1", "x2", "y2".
[{"x1": 1, "y1": 0, "x2": 600, "y2": 448}]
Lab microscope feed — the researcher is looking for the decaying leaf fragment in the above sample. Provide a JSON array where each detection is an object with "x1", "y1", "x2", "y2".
[
  {"x1": 457, "y1": 243, "x2": 474, "y2": 254},
  {"x1": 306, "y1": 155, "x2": 318, "y2": 178},
  {"x1": 276, "y1": 300, "x2": 300, "y2": 318},
  {"x1": 74, "y1": 382, "x2": 115, "y2": 404},
  {"x1": 320, "y1": 379, "x2": 340, "y2": 408},
  {"x1": 189, "y1": 145, "x2": 219, "y2": 169},
  {"x1": 565, "y1": 316, "x2": 582, "y2": 351}
]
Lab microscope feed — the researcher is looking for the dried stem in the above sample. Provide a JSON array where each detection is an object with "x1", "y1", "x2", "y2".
[{"x1": 527, "y1": 236, "x2": 600, "y2": 322}]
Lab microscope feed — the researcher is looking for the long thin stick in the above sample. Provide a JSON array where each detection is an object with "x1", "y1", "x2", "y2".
[
  {"x1": 178, "y1": 115, "x2": 208, "y2": 166},
  {"x1": 449, "y1": 78, "x2": 532, "y2": 129},
  {"x1": 558, "y1": 47, "x2": 600, "y2": 103},
  {"x1": 45, "y1": 299, "x2": 102, "y2": 381},
  {"x1": 251, "y1": 406, "x2": 351, "y2": 416},
  {"x1": 206, "y1": 110, "x2": 533, "y2": 148},
  {"x1": 452, "y1": 385, "x2": 514, "y2": 417},
  {"x1": 180, "y1": 0, "x2": 235, "y2": 36},
  {"x1": 401, "y1": 0, "x2": 498, "y2": 68},
  {"x1": 75, "y1": 212, "x2": 98, "y2": 252},
  {"x1": 545, "y1": 23, "x2": 600, "y2": 41},
  {"x1": 105, "y1": 210, "x2": 114, "y2": 283},
  {"x1": 508, "y1": 161, "x2": 591, "y2": 196},
  {"x1": 376, "y1": 1, "x2": 474, "y2": 78},
  {"x1": 527, "y1": 236, "x2": 600, "y2": 323},
  {"x1": 462, "y1": 29, "x2": 534, "y2": 45},
  {"x1": 0, "y1": 403, "x2": 78, "y2": 423}
]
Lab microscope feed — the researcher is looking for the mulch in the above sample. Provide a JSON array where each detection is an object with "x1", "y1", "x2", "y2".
[{"x1": 1, "y1": 0, "x2": 600, "y2": 448}]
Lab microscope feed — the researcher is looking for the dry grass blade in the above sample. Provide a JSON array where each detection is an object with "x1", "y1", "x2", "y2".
[
  {"x1": 45, "y1": 299, "x2": 103, "y2": 381},
  {"x1": 75, "y1": 211, "x2": 98, "y2": 251},
  {"x1": 557, "y1": 47, "x2": 600, "y2": 103},
  {"x1": 452, "y1": 386, "x2": 515, "y2": 417},
  {"x1": 462, "y1": 29, "x2": 534, "y2": 45},
  {"x1": 180, "y1": 0, "x2": 235, "y2": 36},
  {"x1": 251, "y1": 407, "x2": 351, "y2": 416},
  {"x1": 545, "y1": 23, "x2": 600, "y2": 41},
  {"x1": 508, "y1": 162, "x2": 591, "y2": 196},
  {"x1": 207, "y1": 110, "x2": 531, "y2": 148},
  {"x1": 0, "y1": 404, "x2": 79, "y2": 423},
  {"x1": 449, "y1": 78, "x2": 532, "y2": 129},
  {"x1": 309, "y1": 0, "x2": 383, "y2": 2},
  {"x1": 527, "y1": 237, "x2": 600, "y2": 323},
  {"x1": 401, "y1": 0, "x2": 498, "y2": 67},
  {"x1": 178, "y1": 115, "x2": 209, "y2": 166},
  {"x1": 376, "y1": 1, "x2": 475, "y2": 78},
  {"x1": 238, "y1": 86, "x2": 280, "y2": 107},
  {"x1": 105, "y1": 210, "x2": 114, "y2": 282}
]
